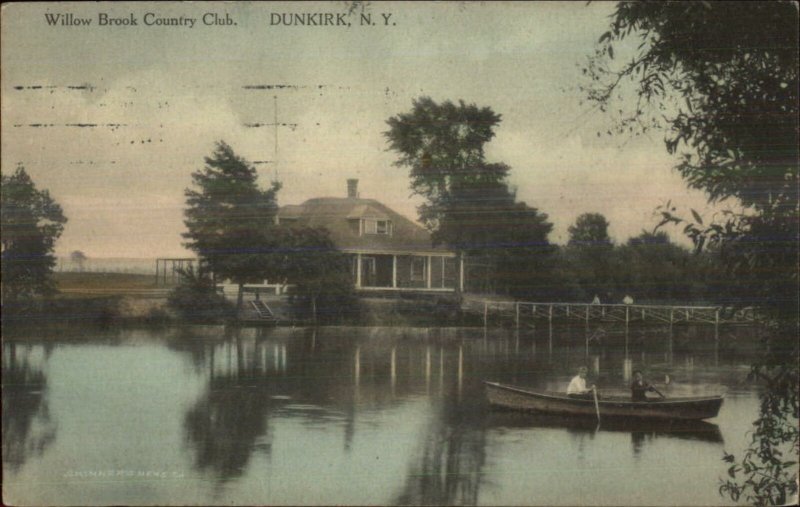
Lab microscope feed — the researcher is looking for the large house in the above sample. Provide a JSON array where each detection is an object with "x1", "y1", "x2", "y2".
[{"x1": 278, "y1": 179, "x2": 464, "y2": 292}]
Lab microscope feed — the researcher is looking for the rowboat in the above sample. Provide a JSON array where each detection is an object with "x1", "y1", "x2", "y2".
[{"x1": 485, "y1": 381, "x2": 724, "y2": 421}]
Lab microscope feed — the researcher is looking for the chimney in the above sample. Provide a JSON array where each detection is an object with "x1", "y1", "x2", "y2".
[{"x1": 347, "y1": 178, "x2": 359, "y2": 199}]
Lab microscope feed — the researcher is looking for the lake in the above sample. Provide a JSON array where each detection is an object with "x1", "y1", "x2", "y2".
[{"x1": 2, "y1": 323, "x2": 763, "y2": 505}]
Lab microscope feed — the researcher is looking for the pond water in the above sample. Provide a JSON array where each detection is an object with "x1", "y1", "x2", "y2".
[{"x1": 2, "y1": 323, "x2": 764, "y2": 505}]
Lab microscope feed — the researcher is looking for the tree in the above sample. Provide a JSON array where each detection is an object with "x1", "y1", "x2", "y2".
[
  {"x1": 616, "y1": 231, "x2": 694, "y2": 303},
  {"x1": 183, "y1": 141, "x2": 282, "y2": 312},
  {"x1": 567, "y1": 213, "x2": 611, "y2": 248},
  {"x1": 1, "y1": 166, "x2": 67, "y2": 305},
  {"x1": 70, "y1": 250, "x2": 87, "y2": 272},
  {"x1": 385, "y1": 97, "x2": 506, "y2": 246},
  {"x1": 584, "y1": 3, "x2": 799, "y2": 503},
  {"x1": 385, "y1": 98, "x2": 554, "y2": 295},
  {"x1": 566, "y1": 213, "x2": 614, "y2": 300},
  {"x1": 279, "y1": 227, "x2": 355, "y2": 323}
]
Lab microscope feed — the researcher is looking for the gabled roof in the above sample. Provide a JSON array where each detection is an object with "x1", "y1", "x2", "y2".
[
  {"x1": 278, "y1": 197, "x2": 448, "y2": 253},
  {"x1": 346, "y1": 204, "x2": 388, "y2": 220}
]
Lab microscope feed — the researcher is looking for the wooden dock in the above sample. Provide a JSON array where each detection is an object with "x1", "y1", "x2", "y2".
[{"x1": 465, "y1": 300, "x2": 757, "y2": 329}]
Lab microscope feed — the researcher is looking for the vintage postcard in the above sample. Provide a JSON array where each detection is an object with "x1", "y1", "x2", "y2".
[{"x1": 2, "y1": 1, "x2": 798, "y2": 506}]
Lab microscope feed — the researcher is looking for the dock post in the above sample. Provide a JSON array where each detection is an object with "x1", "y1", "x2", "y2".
[
  {"x1": 515, "y1": 302, "x2": 520, "y2": 328},
  {"x1": 390, "y1": 347, "x2": 397, "y2": 389},
  {"x1": 425, "y1": 346, "x2": 431, "y2": 391},
  {"x1": 715, "y1": 308, "x2": 720, "y2": 333},
  {"x1": 585, "y1": 305, "x2": 589, "y2": 324},
  {"x1": 354, "y1": 347, "x2": 360, "y2": 385},
  {"x1": 548, "y1": 304, "x2": 553, "y2": 326},
  {"x1": 625, "y1": 306, "x2": 630, "y2": 329},
  {"x1": 483, "y1": 301, "x2": 488, "y2": 329},
  {"x1": 585, "y1": 326, "x2": 589, "y2": 357},
  {"x1": 624, "y1": 324, "x2": 629, "y2": 359}
]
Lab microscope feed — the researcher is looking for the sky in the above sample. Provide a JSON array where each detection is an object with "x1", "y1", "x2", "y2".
[{"x1": 1, "y1": 1, "x2": 731, "y2": 258}]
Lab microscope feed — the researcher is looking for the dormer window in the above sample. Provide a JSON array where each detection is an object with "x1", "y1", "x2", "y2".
[{"x1": 363, "y1": 219, "x2": 392, "y2": 236}]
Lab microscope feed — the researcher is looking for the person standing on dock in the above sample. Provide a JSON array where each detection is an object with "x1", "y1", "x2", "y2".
[{"x1": 567, "y1": 366, "x2": 596, "y2": 399}]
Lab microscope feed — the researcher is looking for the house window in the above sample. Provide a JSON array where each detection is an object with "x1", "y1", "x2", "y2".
[
  {"x1": 410, "y1": 257, "x2": 426, "y2": 282},
  {"x1": 363, "y1": 256, "x2": 376, "y2": 275},
  {"x1": 363, "y1": 219, "x2": 391, "y2": 236}
]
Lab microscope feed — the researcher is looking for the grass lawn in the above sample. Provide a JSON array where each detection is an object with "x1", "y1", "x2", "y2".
[{"x1": 54, "y1": 272, "x2": 169, "y2": 295}]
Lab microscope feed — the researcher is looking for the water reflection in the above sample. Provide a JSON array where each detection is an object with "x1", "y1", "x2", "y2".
[
  {"x1": 393, "y1": 389, "x2": 487, "y2": 506},
  {"x1": 1, "y1": 342, "x2": 57, "y2": 474},
  {"x1": 487, "y1": 412, "x2": 723, "y2": 445},
  {"x1": 1, "y1": 323, "x2": 765, "y2": 506}
]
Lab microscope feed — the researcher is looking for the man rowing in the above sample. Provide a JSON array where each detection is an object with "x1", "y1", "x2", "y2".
[{"x1": 631, "y1": 370, "x2": 659, "y2": 401}]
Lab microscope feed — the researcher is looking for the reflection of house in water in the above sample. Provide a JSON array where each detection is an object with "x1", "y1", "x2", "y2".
[
  {"x1": 1, "y1": 343, "x2": 57, "y2": 473},
  {"x1": 278, "y1": 179, "x2": 464, "y2": 293}
]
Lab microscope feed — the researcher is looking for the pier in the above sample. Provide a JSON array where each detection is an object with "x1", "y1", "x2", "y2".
[{"x1": 465, "y1": 300, "x2": 758, "y2": 329}]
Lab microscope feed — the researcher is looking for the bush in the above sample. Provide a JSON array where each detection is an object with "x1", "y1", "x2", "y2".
[{"x1": 167, "y1": 267, "x2": 235, "y2": 323}]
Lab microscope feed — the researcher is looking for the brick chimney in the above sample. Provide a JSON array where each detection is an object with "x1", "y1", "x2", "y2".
[{"x1": 347, "y1": 178, "x2": 359, "y2": 198}]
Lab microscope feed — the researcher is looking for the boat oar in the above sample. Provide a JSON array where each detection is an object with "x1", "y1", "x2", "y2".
[
  {"x1": 592, "y1": 386, "x2": 601, "y2": 423},
  {"x1": 651, "y1": 385, "x2": 666, "y2": 399}
]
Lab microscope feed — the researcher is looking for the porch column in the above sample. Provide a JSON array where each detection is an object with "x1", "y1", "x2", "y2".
[
  {"x1": 459, "y1": 254, "x2": 465, "y2": 291},
  {"x1": 426, "y1": 255, "x2": 432, "y2": 289},
  {"x1": 356, "y1": 253, "x2": 362, "y2": 288},
  {"x1": 392, "y1": 255, "x2": 397, "y2": 288}
]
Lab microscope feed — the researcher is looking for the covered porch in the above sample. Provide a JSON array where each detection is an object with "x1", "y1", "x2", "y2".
[{"x1": 349, "y1": 251, "x2": 463, "y2": 292}]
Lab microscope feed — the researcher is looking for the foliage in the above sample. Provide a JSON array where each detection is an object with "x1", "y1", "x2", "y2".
[
  {"x1": 385, "y1": 98, "x2": 554, "y2": 295},
  {"x1": 167, "y1": 266, "x2": 234, "y2": 323},
  {"x1": 183, "y1": 141, "x2": 283, "y2": 310},
  {"x1": 384, "y1": 97, "x2": 504, "y2": 239},
  {"x1": 70, "y1": 250, "x2": 87, "y2": 272},
  {"x1": 615, "y1": 231, "x2": 695, "y2": 303},
  {"x1": 584, "y1": 1, "x2": 797, "y2": 211},
  {"x1": 451, "y1": 181, "x2": 554, "y2": 296},
  {"x1": 567, "y1": 213, "x2": 612, "y2": 248},
  {"x1": 1, "y1": 166, "x2": 67, "y2": 305},
  {"x1": 584, "y1": 2, "x2": 799, "y2": 503},
  {"x1": 279, "y1": 226, "x2": 357, "y2": 323},
  {"x1": 564, "y1": 213, "x2": 614, "y2": 300}
]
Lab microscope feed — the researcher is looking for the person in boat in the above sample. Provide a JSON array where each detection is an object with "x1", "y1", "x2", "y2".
[
  {"x1": 631, "y1": 370, "x2": 657, "y2": 402},
  {"x1": 567, "y1": 366, "x2": 596, "y2": 399}
]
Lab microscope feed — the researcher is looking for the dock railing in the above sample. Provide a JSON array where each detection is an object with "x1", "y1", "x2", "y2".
[{"x1": 465, "y1": 300, "x2": 758, "y2": 328}]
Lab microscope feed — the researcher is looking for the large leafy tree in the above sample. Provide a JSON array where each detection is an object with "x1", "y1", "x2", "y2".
[
  {"x1": 385, "y1": 97, "x2": 506, "y2": 245},
  {"x1": 584, "y1": 2, "x2": 798, "y2": 503},
  {"x1": 183, "y1": 141, "x2": 282, "y2": 311},
  {"x1": 1, "y1": 166, "x2": 67, "y2": 306},
  {"x1": 279, "y1": 227, "x2": 355, "y2": 323},
  {"x1": 385, "y1": 98, "x2": 554, "y2": 294},
  {"x1": 567, "y1": 213, "x2": 612, "y2": 248},
  {"x1": 615, "y1": 231, "x2": 694, "y2": 303},
  {"x1": 565, "y1": 213, "x2": 614, "y2": 300}
]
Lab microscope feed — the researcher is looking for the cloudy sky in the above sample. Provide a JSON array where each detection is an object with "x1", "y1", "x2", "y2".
[{"x1": 2, "y1": 1, "x2": 728, "y2": 258}]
